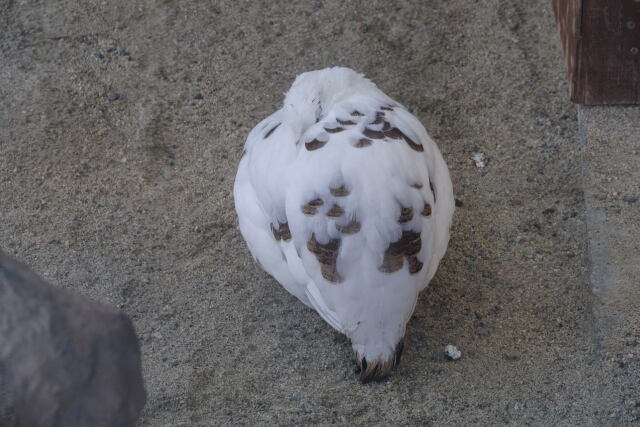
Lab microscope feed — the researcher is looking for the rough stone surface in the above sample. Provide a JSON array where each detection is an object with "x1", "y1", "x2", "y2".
[
  {"x1": 0, "y1": 0, "x2": 638, "y2": 425},
  {"x1": 0, "y1": 251, "x2": 146, "y2": 427}
]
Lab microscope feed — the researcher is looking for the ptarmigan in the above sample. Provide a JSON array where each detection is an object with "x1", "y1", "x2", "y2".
[{"x1": 234, "y1": 67, "x2": 454, "y2": 382}]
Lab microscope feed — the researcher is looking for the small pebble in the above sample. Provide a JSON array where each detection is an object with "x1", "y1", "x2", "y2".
[
  {"x1": 160, "y1": 304, "x2": 175, "y2": 316},
  {"x1": 444, "y1": 344, "x2": 462, "y2": 360},
  {"x1": 471, "y1": 152, "x2": 486, "y2": 169},
  {"x1": 193, "y1": 93, "x2": 204, "y2": 100},
  {"x1": 107, "y1": 92, "x2": 120, "y2": 101}
]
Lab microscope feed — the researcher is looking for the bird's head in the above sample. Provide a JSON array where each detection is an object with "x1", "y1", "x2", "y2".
[{"x1": 283, "y1": 67, "x2": 377, "y2": 129}]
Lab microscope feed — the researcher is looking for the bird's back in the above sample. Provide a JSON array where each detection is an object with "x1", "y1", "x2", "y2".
[
  {"x1": 284, "y1": 95, "x2": 453, "y2": 360},
  {"x1": 234, "y1": 68, "x2": 454, "y2": 380}
]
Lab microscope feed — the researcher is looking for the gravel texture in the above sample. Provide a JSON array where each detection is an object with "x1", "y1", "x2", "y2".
[{"x1": 1, "y1": 0, "x2": 638, "y2": 425}]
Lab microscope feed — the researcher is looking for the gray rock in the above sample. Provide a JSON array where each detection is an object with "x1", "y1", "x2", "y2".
[{"x1": 0, "y1": 251, "x2": 146, "y2": 427}]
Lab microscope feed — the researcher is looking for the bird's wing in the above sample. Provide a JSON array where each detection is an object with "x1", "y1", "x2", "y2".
[
  {"x1": 388, "y1": 103, "x2": 455, "y2": 286},
  {"x1": 234, "y1": 110, "x2": 312, "y2": 305},
  {"x1": 284, "y1": 95, "x2": 454, "y2": 336}
]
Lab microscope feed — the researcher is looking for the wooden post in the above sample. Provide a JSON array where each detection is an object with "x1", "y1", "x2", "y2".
[{"x1": 552, "y1": 0, "x2": 640, "y2": 104}]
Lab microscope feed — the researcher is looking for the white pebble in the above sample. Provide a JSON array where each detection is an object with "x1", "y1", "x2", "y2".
[
  {"x1": 445, "y1": 344, "x2": 461, "y2": 360},
  {"x1": 471, "y1": 152, "x2": 486, "y2": 168}
]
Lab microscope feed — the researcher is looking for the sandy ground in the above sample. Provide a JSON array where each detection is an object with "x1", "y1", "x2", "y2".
[{"x1": 1, "y1": 0, "x2": 638, "y2": 425}]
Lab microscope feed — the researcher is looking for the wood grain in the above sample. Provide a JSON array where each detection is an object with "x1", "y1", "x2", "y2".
[{"x1": 553, "y1": 0, "x2": 640, "y2": 104}]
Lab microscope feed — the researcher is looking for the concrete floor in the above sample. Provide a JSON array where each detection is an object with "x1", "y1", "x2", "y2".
[
  {"x1": 1, "y1": 0, "x2": 638, "y2": 425},
  {"x1": 580, "y1": 105, "x2": 640, "y2": 422}
]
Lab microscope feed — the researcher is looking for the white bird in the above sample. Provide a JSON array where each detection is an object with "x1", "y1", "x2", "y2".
[{"x1": 234, "y1": 67, "x2": 454, "y2": 382}]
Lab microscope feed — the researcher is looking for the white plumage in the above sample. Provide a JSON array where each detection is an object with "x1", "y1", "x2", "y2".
[{"x1": 234, "y1": 67, "x2": 454, "y2": 381}]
